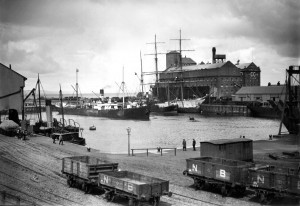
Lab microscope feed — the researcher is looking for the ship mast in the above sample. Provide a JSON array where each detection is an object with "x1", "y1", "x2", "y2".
[
  {"x1": 140, "y1": 51, "x2": 144, "y2": 95},
  {"x1": 146, "y1": 34, "x2": 164, "y2": 99},
  {"x1": 122, "y1": 66, "x2": 125, "y2": 109},
  {"x1": 76, "y1": 69, "x2": 79, "y2": 108},
  {"x1": 37, "y1": 73, "x2": 42, "y2": 122},
  {"x1": 170, "y1": 29, "x2": 193, "y2": 101},
  {"x1": 59, "y1": 84, "x2": 65, "y2": 129}
]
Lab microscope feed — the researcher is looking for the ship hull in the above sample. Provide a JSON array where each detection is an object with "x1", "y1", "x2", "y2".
[
  {"x1": 247, "y1": 105, "x2": 280, "y2": 119},
  {"x1": 150, "y1": 104, "x2": 178, "y2": 116},
  {"x1": 58, "y1": 106, "x2": 150, "y2": 120}
]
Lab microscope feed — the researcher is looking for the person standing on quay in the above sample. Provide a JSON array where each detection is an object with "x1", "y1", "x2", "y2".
[
  {"x1": 192, "y1": 139, "x2": 196, "y2": 151},
  {"x1": 182, "y1": 139, "x2": 186, "y2": 151},
  {"x1": 59, "y1": 134, "x2": 63, "y2": 145}
]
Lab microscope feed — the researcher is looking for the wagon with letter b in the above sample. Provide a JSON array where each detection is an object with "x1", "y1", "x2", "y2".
[{"x1": 183, "y1": 156, "x2": 254, "y2": 196}]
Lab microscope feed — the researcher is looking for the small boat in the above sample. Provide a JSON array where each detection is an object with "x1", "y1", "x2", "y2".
[
  {"x1": 189, "y1": 116, "x2": 195, "y2": 121},
  {"x1": 89, "y1": 125, "x2": 96, "y2": 130}
]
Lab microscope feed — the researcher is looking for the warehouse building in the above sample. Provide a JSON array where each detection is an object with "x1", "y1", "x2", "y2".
[
  {"x1": 152, "y1": 47, "x2": 261, "y2": 101},
  {"x1": 0, "y1": 63, "x2": 27, "y2": 120}
]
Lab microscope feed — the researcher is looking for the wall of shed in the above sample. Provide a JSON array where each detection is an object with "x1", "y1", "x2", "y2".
[
  {"x1": 200, "y1": 141, "x2": 253, "y2": 161},
  {"x1": 0, "y1": 64, "x2": 25, "y2": 112}
]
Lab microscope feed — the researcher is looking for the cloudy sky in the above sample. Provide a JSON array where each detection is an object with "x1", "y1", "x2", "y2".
[{"x1": 0, "y1": 0, "x2": 299, "y2": 96}]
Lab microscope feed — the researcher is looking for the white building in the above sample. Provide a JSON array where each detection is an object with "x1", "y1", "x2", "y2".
[{"x1": 233, "y1": 86, "x2": 286, "y2": 102}]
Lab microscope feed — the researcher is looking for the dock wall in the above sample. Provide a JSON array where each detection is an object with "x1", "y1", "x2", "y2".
[{"x1": 200, "y1": 104, "x2": 251, "y2": 116}]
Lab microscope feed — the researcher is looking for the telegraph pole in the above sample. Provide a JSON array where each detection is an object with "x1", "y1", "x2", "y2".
[
  {"x1": 146, "y1": 34, "x2": 165, "y2": 99},
  {"x1": 170, "y1": 29, "x2": 194, "y2": 101}
]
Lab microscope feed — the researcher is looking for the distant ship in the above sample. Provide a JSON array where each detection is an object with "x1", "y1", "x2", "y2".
[
  {"x1": 247, "y1": 101, "x2": 281, "y2": 119},
  {"x1": 58, "y1": 69, "x2": 150, "y2": 120},
  {"x1": 177, "y1": 96, "x2": 207, "y2": 113},
  {"x1": 150, "y1": 101, "x2": 178, "y2": 116},
  {"x1": 60, "y1": 103, "x2": 150, "y2": 120}
]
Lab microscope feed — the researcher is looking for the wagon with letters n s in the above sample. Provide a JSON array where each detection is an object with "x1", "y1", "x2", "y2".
[
  {"x1": 61, "y1": 156, "x2": 118, "y2": 193},
  {"x1": 248, "y1": 165, "x2": 300, "y2": 203},
  {"x1": 98, "y1": 170, "x2": 172, "y2": 206}
]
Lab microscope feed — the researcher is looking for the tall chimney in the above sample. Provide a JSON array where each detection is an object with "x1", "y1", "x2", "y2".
[
  {"x1": 212, "y1": 47, "x2": 216, "y2": 64},
  {"x1": 9, "y1": 64, "x2": 11, "y2": 69}
]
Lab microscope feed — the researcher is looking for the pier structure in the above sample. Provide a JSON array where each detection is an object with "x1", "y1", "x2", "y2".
[{"x1": 200, "y1": 104, "x2": 251, "y2": 116}]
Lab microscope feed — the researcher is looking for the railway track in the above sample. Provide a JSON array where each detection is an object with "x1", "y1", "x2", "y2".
[
  {"x1": 0, "y1": 163, "x2": 82, "y2": 206},
  {"x1": 171, "y1": 192, "x2": 223, "y2": 206}
]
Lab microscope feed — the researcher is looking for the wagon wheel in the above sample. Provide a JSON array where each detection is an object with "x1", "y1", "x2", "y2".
[
  {"x1": 226, "y1": 187, "x2": 233, "y2": 197},
  {"x1": 67, "y1": 179, "x2": 71, "y2": 187},
  {"x1": 68, "y1": 179, "x2": 75, "y2": 188},
  {"x1": 134, "y1": 200, "x2": 141, "y2": 206},
  {"x1": 259, "y1": 193, "x2": 267, "y2": 204},
  {"x1": 105, "y1": 191, "x2": 114, "y2": 202},
  {"x1": 221, "y1": 186, "x2": 228, "y2": 197},
  {"x1": 198, "y1": 181, "x2": 205, "y2": 190},
  {"x1": 151, "y1": 197, "x2": 160, "y2": 206},
  {"x1": 82, "y1": 183, "x2": 90, "y2": 194},
  {"x1": 128, "y1": 198, "x2": 134, "y2": 206},
  {"x1": 236, "y1": 186, "x2": 246, "y2": 196}
]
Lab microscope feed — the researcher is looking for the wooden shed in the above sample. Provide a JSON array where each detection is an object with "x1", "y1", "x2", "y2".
[{"x1": 200, "y1": 138, "x2": 253, "y2": 162}]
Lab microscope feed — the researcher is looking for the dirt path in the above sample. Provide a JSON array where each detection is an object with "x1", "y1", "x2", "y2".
[{"x1": 0, "y1": 133, "x2": 298, "y2": 206}]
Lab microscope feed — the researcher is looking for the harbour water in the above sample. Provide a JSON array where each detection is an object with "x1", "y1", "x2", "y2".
[{"x1": 49, "y1": 112, "x2": 287, "y2": 154}]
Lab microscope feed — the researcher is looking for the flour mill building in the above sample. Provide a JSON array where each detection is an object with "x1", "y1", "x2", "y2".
[{"x1": 151, "y1": 47, "x2": 261, "y2": 102}]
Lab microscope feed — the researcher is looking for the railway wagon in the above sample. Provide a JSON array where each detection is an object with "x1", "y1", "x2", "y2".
[
  {"x1": 61, "y1": 156, "x2": 118, "y2": 193},
  {"x1": 98, "y1": 170, "x2": 172, "y2": 206},
  {"x1": 183, "y1": 156, "x2": 254, "y2": 196},
  {"x1": 248, "y1": 165, "x2": 300, "y2": 203}
]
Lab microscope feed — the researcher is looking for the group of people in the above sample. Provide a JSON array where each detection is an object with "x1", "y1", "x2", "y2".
[
  {"x1": 16, "y1": 129, "x2": 27, "y2": 140},
  {"x1": 182, "y1": 139, "x2": 197, "y2": 151},
  {"x1": 52, "y1": 134, "x2": 64, "y2": 145}
]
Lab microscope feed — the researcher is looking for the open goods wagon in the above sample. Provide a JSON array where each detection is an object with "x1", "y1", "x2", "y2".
[
  {"x1": 248, "y1": 165, "x2": 300, "y2": 203},
  {"x1": 98, "y1": 170, "x2": 172, "y2": 206},
  {"x1": 61, "y1": 156, "x2": 118, "y2": 193},
  {"x1": 183, "y1": 156, "x2": 254, "y2": 196}
]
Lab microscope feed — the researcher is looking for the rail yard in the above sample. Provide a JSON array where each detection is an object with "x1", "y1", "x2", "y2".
[{"x1": 0, "y1": 133, "x2": 299, "y2": 206}]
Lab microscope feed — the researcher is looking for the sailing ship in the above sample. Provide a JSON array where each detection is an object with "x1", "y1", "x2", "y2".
[
  {"x1": 59, "y1": 69, "x2": 150, "y2": 120},
  {"x1": 151, "y1": 30, "x2": 206, "y2": 113},
  {"x1": 56, "y1": 85, "x2": 86, "y2": 146},
  {"x1": 145, "y1": 35, "x2": 179, "y2": 115}
]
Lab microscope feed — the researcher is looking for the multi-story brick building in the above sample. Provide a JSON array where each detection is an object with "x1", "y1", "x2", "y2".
[
  {"x1": 151, "y1": 48, "x2": 261, "y2": 101},
  {"x1": 236, "y1": 62, "x2": 261, "y2": 87}
]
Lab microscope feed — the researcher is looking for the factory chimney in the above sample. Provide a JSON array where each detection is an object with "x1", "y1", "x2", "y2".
[{"x1": 212, "y1": 47, "x2": 216, "y2": 64}]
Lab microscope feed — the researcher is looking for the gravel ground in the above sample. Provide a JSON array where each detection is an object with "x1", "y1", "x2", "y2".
[{"x1": 0, "y1": 133, "x2": 299, "y2": 206}]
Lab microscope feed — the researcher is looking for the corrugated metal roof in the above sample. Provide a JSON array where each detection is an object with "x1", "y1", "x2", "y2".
[
  {"x1": 235, "y1": 86, "x2": 286, "y2": 95},
  {"x1": 165, "y1": 62, "x2": 227, "y2": 72},
  {"x1": 201, "y1": 138, "x2": 252, "y2": 145}
]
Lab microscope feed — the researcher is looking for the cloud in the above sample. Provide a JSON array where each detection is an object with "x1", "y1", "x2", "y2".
[
  {"x1": 0, "y1": 0, "x2": 298, "y2": 92},
  {"x1": 227, "y1": 0, "x2": 300, "y2": 58}
]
